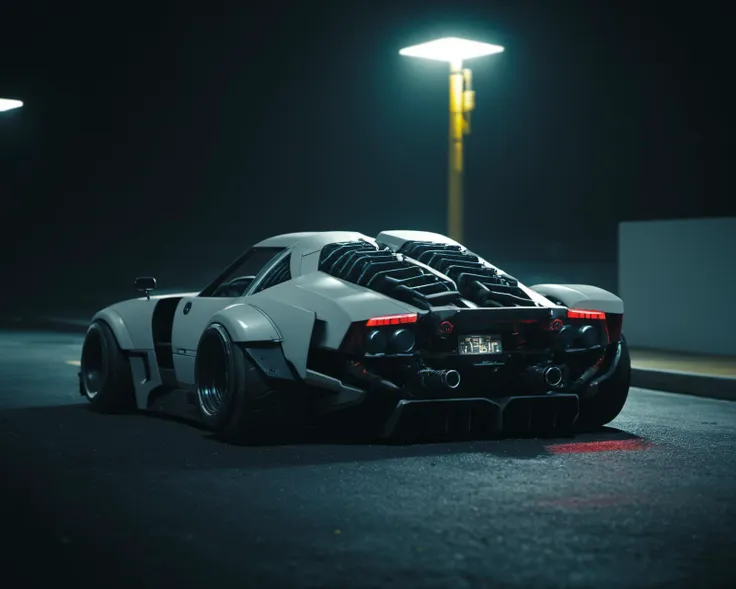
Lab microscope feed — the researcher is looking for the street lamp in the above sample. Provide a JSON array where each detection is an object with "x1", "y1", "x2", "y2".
[
  {"x1": 400, "y1": 37, "x2": 503, "y2": 242},
  {"x1": 0, "y1": 98, "x2": 23, "y2": 112}
]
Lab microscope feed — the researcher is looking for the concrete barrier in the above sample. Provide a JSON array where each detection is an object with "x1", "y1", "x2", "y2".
[{"x1": 619, "y1": 218, "x2": 736, "y2": 356}]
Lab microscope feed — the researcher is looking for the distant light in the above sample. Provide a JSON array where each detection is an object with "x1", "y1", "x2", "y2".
[
  {"x1": 66, "y1": 360, "x2": 81, "y2": 366},
  {"x1": 0, "y1": 98, "x2": 23, "y2": 112},
  {"x1": 399, "y1": 37, "x2": 504, "y2": 63}
]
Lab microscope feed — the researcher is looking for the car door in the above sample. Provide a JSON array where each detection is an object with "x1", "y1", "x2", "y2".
[
  {"x1": 170, "y1": 296, "x2": 236, "y2": 386},
  {"x1": 170, "y1": 246, "x2": 286, "y2": 386}
]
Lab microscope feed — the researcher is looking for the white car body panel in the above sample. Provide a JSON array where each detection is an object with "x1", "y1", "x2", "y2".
[
  {"x1": 171, "y1": 299, "x2": 282, "y2": 385},
  {"x1": 376, "y1": 230, "x2": 462, "y2": 250},
  {"x1": 257, "y1": 231, "x2": 374, "y2": 257},
  {"x1": 171, "y1": 296, "x2": 233, "y2": 384},
  {"x1": 530, "y1": 284, "x2": 624, "y2": 314},
  {"x1": 249, "y1": 273, "x2": 418, "y2": 349},
  {"x1": 93, "y1": 292, "x2": 199, "y2": 351},
  {"x1": 247, "y1": 299, "x2": 316, "y2": 378},
  {"x1": 128, "y1": 351, "x2": 164, "y2": 408},
  {"x1": 92, "y1": 292, "x2": 197, "y2": 405},
  {"x1": 93, "y1": 307, "x2": 137, "y2": 350}
]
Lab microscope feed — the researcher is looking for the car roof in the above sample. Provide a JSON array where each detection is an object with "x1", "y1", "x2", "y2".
[
  {"x1": 253, "y1": 231, "x2": 370, "y2": 251},
  {"x1": 253, "y1": 232, "x2": 324, "y2": 248},
  {"x1": 254, "y1": 230, "x2": 461, "y2": 250}
]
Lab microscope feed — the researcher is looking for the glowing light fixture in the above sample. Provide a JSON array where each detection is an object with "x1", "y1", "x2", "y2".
[
  {"x1": 399, "y1": 37, "x2": 504, "y2": 63},
  {"x1": 399, "y1": 37, "x2": 504, "y2": 243},
  {"x1": 0, "y1": 98, "x2": 23, "y2": 112}
]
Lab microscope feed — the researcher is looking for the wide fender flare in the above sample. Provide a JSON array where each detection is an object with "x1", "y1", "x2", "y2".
[
  {"x1": 209, "y1": 301, "x2": 316, "y2": 379},
  {"x1": 91, "y1": 309, "x2": 135, "y2": 350},
  {"x1": 208, "y1": 303, "x2": 282, "y2": 344},
  {"x1": 530, "y1": 283, "x2": 624, "y2": 315}
]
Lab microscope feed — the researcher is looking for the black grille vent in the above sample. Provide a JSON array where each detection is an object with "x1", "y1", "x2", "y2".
[
  {"x1": 398, "y1": 241, "x2": 537, "y2": 308},
  {"x1": 319, "y1": 241, "x2": 462, "y2": 310}
]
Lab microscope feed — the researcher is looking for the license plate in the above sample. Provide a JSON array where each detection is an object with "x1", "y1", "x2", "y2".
[{"x1": 458, "y1": 335, "x2": 503, "y2": 355}]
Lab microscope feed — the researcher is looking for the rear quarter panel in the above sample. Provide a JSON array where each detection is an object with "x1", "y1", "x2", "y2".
[
  {"x1": 249, "y1": 272, "x2": 419, "y2": 350},
  {"x1": 530, "y1": 284, "x2": 624, "y2": 314}
]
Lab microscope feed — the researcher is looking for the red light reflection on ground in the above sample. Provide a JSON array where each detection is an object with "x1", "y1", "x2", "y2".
[{"x1": 545, "y1": 439, "x2": 651, "y2": 454}]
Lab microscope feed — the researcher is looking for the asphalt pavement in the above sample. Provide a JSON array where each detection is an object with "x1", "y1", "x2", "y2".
[{"x1": 1, "y1": 329, "x2": 735, "y2": 589}]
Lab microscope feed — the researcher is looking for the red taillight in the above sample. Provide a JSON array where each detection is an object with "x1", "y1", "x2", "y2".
[
  {"x1": 567, "y1": 308, "x2": 606, "y2": 320},
  {"x1": 365, "y1": 313, "x2": 418, "y2": 327}
]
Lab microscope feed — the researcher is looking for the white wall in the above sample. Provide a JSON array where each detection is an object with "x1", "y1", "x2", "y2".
[{"x1": 619, "y1": 218, "x2": 736, "y2": 355}]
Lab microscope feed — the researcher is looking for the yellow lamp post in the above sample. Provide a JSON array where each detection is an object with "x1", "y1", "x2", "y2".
[{"x1": 400, "y1": 37, "x2": 503, "y2": 242}]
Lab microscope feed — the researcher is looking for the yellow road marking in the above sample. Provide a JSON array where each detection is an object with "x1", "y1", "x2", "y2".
[{"x1": 66, "y1": 360, "x2": 81, "y2": 366}]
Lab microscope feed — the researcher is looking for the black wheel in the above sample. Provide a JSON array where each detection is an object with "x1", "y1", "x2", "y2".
[
  {"x1": 576, "y1": 335, "x2": 631, "y2": 429},
  {"x1": 195, "y1": 323, "x2": 293, "y2": 444},
  {"x1": 80, "y1": 320, "x2": 135, "y2": 413}
]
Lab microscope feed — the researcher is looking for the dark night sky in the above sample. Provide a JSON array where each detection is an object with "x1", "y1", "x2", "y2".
[{"x1": 1, "y1": 0, "x2": 733, "y2": 312}]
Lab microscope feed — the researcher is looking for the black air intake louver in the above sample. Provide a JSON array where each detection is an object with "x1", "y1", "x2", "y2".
[
  {"x1": 398, "y1": 241, "x2": 537, "y2": 308},
  {"x1": 319, "y1": 241, "x2": 462, "y2": 310}
]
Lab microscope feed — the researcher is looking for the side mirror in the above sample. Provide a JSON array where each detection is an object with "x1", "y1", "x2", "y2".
[{"x1": 134, "y1": 276, "x2": 157, "y2": 300}]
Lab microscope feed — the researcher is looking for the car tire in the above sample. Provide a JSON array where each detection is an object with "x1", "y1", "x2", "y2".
[
  {"x1": 576, "y1": 335, "x2": 631, "y2": 430},
  {"x1": 80, "y1": 320, "x2": 135, "y2": 413},
  {"x1": 195, "y1": 323, "x2": 291, "y2": 444}
]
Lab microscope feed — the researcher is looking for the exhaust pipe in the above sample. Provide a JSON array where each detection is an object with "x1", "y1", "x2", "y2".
[
  {"x1": 418, "y1": 368, "x2": 461, "y2": 390},
  {"x1": 525, "y1": 364, "x2": 565, "y2": 389},
  {"x1": 543, "y1": 365, "x2": 564, "y2": 388}
]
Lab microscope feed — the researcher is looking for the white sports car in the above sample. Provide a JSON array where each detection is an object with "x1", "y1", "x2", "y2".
[{"x1": 79, "y1": 230, "x2": 630, "y2": 442}]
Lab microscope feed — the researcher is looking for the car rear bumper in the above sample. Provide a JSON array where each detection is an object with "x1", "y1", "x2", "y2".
[{"x1": 380, "y1": 393, "x2": 580, "y2": 439}]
